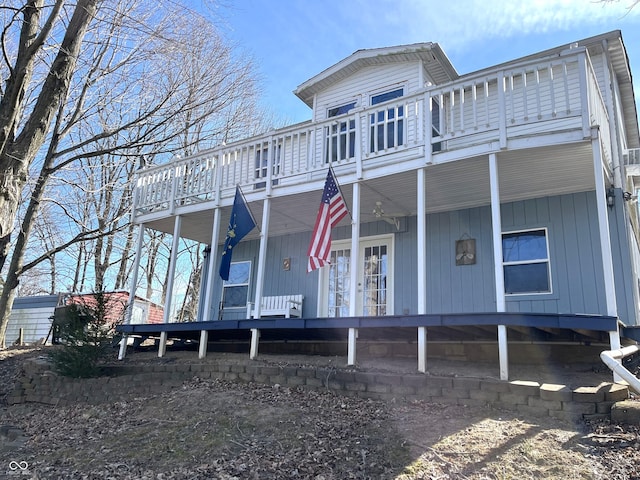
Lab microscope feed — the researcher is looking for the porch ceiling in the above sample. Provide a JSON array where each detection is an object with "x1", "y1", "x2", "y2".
[{"x1": 143, "y1": 142, "x2": 596, "y2": 245}]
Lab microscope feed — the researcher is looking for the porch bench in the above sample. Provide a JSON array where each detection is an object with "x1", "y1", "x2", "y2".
[{"x1": 248, "y1": 294, "x2": 303, "y2": 319}]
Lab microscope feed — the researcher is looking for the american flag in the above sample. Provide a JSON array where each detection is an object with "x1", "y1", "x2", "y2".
[{"x1": 307, "y1": 168, "x2": 349, "y2": 272}]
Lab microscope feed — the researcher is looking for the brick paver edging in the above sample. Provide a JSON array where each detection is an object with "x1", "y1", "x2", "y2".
[{"x1": 8, "y1": 358, "x2": 629, "y2": 422}]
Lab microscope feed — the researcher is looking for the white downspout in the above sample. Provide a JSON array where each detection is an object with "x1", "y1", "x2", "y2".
[{"x1": 600, "y1": 345, "x2": 640, "y2": 394}]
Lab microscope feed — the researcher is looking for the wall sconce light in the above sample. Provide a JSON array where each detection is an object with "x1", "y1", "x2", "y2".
[{"x1": 606, "y1": 188, "x2": 615, "y2": 208}]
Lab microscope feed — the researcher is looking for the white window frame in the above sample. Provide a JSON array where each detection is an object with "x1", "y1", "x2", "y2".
[
  {"x1": 502, "y1": 227, "x2": 552, "y2": 296},
  {"x1": 222, "y1": 260, "x2": 252, "y2": 309},
  {"x1": 317, "y1": 234, "x2": 394, "y2": 317}
]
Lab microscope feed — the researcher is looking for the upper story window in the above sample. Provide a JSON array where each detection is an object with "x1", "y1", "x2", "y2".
[
  {"x1": 371, "y1": 88, "x2": 404, "y2": 106},
  {"x1": 222, "y1": 261, "x2": 251, "y2": 308},
  {"x1": 326, "y1": 101, "x2": 356, "y2": 163},
  {"x1": 328, "y1": 102, "x2": 356, "y2": 118},
  {"x1": 370, "y1": 88, "x2": 404, "y2": 153},
  {"x1": 502, "y1": 228, "x2": 551, "y2": 295}
]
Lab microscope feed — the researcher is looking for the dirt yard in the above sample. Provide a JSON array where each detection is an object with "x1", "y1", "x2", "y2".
[{"x1": 2, "y1": 346, "x2": 639, "y2": 479}]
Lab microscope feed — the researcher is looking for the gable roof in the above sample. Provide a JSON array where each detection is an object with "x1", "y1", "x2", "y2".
[{"x1": 294, "y1": 42, "x2": 458, "y2": 107}]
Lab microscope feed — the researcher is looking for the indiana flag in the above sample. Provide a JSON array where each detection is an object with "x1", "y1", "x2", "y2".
[
  {"x1": 307, "y1": 168, "x2": 349, "y2": 272},
  {"x1": 219, "y1": 186, "x2": 256, "y2": 280}
]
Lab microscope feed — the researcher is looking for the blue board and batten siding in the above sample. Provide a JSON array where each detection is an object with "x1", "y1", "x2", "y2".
[{"x1": 207, "y1": 190, "x2": 635, "y2": 326}]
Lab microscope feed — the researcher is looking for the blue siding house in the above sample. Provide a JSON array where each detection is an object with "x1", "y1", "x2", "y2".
[{"x1": 118, "y1": 31, "x2": 640, "y2": 380}]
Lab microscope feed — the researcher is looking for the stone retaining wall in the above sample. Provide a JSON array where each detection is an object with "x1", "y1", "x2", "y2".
[{"x1": 9, "y1": 358, "x2": 630, "y2": 422}]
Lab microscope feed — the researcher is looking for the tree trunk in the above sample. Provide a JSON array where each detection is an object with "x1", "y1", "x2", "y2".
[{"x1": 0, "y1": 0, "x2": 99, "y2": 347}]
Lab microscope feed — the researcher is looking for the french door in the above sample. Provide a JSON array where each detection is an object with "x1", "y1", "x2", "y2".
[{"x1": 321, "y1": 235, "x2": 393, "y2": 317}]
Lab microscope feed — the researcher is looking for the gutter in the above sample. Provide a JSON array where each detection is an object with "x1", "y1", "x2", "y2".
[{"x1": 600, "y1": 345, "x2": 640, "y2": 394}]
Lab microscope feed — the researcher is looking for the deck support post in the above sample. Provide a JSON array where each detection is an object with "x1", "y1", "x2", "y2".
[
  {"x1": 609, "y1": 328, "x2": 623, "y2": 383},
  {"x1": 417, "y1": 327, "x2": 427, "y2": 373},
  {"x1": 199, "y1": 330, "x2": 208, "y2": 359},
  {"x1": 158, "y1": 331, "x2": 168, "y2": 358},
  {"x1": 250, "y1": 328, "x2": 260, "y2": 360},
  {"x1": 119, "y1": 223, "x2": 146, "y2": 360},
  {"x1": 497, "y1": 325, "x2": 508, "y2": 381},
  {"x1": 489, "y1": 153, "x2": 508, "y2": 380},
  {"x1": 347, "y1": 328, "x2": 357, "y2": 365}
]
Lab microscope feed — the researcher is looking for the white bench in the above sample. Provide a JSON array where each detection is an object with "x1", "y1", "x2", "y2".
[{"x1": 247, "y1": 294, "x2": 303, "y2": 319}]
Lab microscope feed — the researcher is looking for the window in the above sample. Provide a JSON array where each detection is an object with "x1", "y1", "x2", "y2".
[
  {"x1": 328, "y1": 102, "x2": 356, "y2": 117},
  {"x1": 502, "y1": 229, "x2": 551, "y2": 294},
  {"x1": 325, "y1": 101, "x2": 356, "y2": 163},
  {"x1": 222, "y1": 261, "x2": 251, "y2": 308},
  {"x1": 369, "y1": 88, "x2": 404, "y2": 152}
]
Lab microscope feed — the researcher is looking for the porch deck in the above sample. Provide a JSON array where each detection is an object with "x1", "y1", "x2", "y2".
[
  {"x1": 117, "y1": 312, "x2": 618, "y2": 339},
  {"x1": 117, "y1": 311, "x2": 619, "y2": 351}
]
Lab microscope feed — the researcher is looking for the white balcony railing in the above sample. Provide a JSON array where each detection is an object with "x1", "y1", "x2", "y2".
[{"x1": 133, "y1": 47, "x2": 609, "y2": 217}]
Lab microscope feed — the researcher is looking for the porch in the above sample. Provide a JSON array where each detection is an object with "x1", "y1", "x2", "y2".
[
  {"x1": 132, "y1": 44, "x2": 613, "y2": 243},
  {"x1": 116, "y1": 311, "x2": 620, "y2": 381}
]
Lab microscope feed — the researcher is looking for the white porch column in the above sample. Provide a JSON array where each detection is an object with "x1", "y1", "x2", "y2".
[
  {"x1": 417, "y1": 167, "x2": 428, "y2": 372},
  {"x1": 348, "y1": 182, "x2": 361, "y2": 366},
  {"x1": 159, "y1": 215, "x2": 182, "y2": 358},
  {"x1": 592, "y1": 133, "x2": 622, "y2": 382},
  {"x1": 489, "y1": 153, "x2": 508, "y2": 380},
  {"x1": 118, "y1": 223, "x2": 146, "y2": 360},
  {"x1": 199, "y1": 207, "x2": 222, "y2": 359},
  {"x1": 249, "y1": 197, "x2": 271, "y2": 359},
  {"x1": 592, "y1": 135, "x2": 618, "y2": 318}
]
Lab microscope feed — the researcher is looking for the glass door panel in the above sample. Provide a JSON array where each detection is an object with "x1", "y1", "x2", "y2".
[{"x1": 327, "y1": 247, "x2": 351, "y2": 317}]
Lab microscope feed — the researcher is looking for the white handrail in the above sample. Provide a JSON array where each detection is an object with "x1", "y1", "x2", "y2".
[{"x1": 600, "y1": 344, "x2": 640, "y2": 394}]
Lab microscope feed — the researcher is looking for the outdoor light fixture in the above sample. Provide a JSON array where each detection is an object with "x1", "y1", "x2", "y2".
[{"x1": 607, "y1": 188, "x2": 616, "y2": 208}]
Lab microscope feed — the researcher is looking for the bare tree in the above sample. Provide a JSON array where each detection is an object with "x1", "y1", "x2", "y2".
[
  {"x1": 0, "y1": 0, "x2": 264, "y2": 347},
  {"x1": 598, "y1": 0, "x2": 640, "y2": 11}
]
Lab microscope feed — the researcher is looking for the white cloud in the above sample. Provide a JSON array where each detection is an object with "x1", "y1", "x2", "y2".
[{"x1": 398, "y1": 0, "x2": 640, "y2": 50}]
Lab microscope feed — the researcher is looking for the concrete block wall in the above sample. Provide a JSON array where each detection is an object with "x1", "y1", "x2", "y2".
[{"x1": 8, "y1": 358, "x2": 630, "y2": 422}]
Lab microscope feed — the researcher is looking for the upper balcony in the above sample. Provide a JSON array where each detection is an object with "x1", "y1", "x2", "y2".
[{"x1": 133, "y1": 46, "x2": 615, "y2": 243}]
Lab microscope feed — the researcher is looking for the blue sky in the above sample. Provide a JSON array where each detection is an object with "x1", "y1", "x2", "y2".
[{"x1": 216, "y1": 0, "x2": 640, "y2": 126}]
